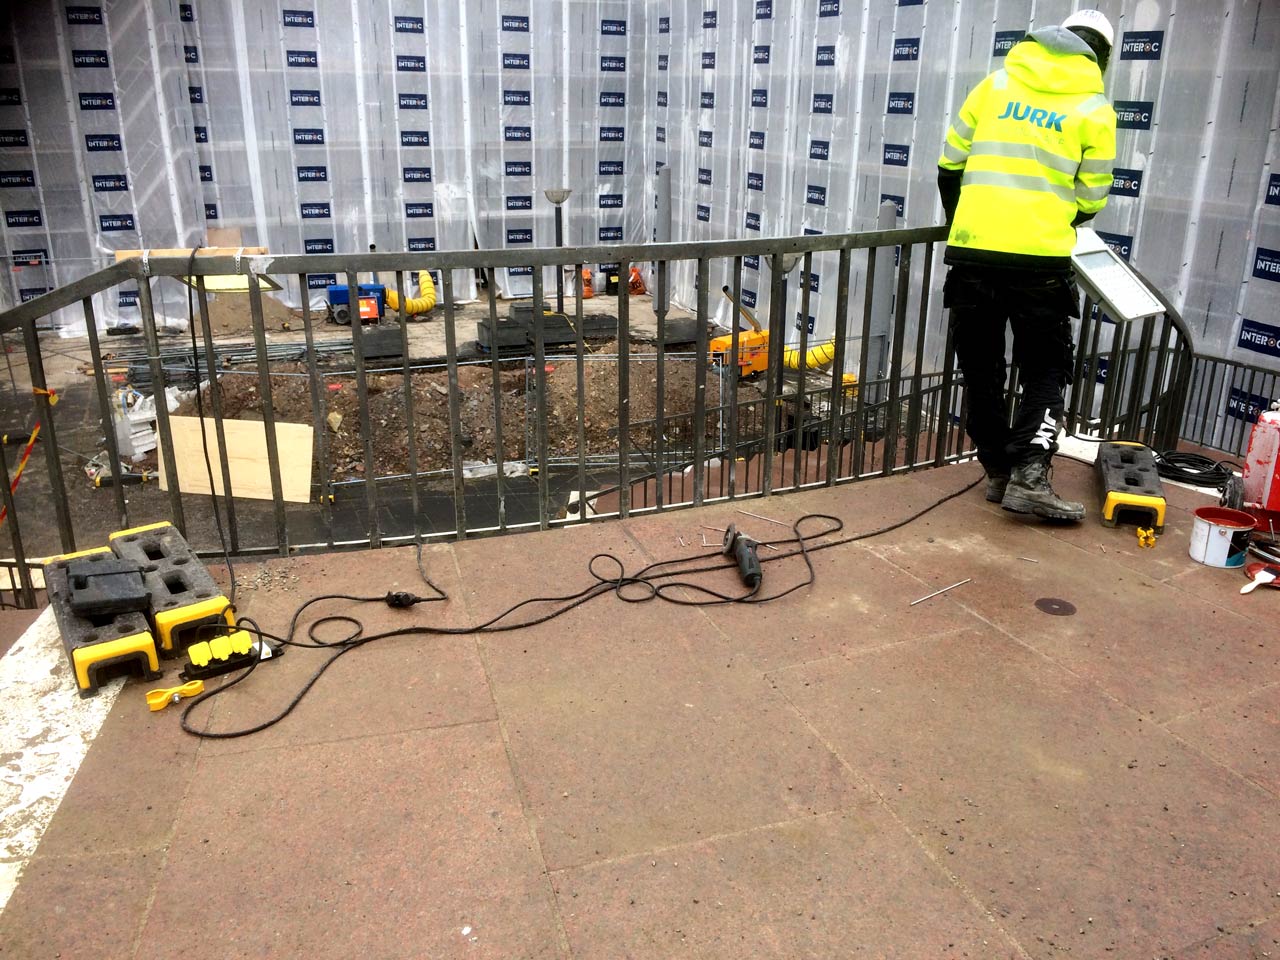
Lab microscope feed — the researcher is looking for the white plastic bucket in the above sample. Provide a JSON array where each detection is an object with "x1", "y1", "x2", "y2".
[{"x1": 1188, "y1": 507, "x2": 1255, "y2": 568}]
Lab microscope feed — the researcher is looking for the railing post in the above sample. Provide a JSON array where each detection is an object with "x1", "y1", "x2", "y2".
[
  {"x1": 247, "y1": 271, "x2": 288, "y2": 556},
  {"x1": 617, "y1": 257, "x2": 632, "y2": 518},
  {"x1": 81, "y1": 296, "x2": 128, "y2": 528},
  {"x1": 826, "y1": 246, "x2": 852, "y2": 485},
  {"x1": 692, "y1": 257, "x2": 710, "y2": 507},
  {"x1": 728, "y1": 255, "x2": 744, "y2": 497},
  {"x1": 792, "y1": 252, "x2": 813, "y2": 488},
  {"x1": 654, "y1": 259, "x2": 667, "y2": 509},
  {"x1": 571, "y1": 264, "x2": 587, "y2": 523},
  {"x1": 442, "y1": 269, "x2": 468, "y2": 537},
  {"x1": 0, "y1": 443, "x2": 37, "y2": 608},
  {"x1": 853, "y1": 247, "x2": 877, "y2": 479},
  {"x1": 529, "y1": 269, "x2": 549, "y2": 530},
  {"x1": 137, "y1": 277, "x2": 186, "y2": 538},
  {"x1": 196, "y1": 278, "x2": 240, "y2": 553},
  {"x1": 881, "y1": 244, "x2": 912, "y2": 476},
  {"x1": 298, "y1": 275, "x2": 332, "y2": 549},
  {"x1": 346, "y1": 268, "x2": 382, "y2": 548},
  {"x1": 487, "y1": 269, "x2": 510, "y2": 532}
]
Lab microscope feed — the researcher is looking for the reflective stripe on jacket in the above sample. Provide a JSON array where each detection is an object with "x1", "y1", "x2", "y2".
[{"x1": 939, "y1": 36, "x2": 1116, "y2": 267}]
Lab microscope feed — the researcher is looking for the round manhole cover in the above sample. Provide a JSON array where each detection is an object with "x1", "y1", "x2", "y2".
[{"x1": 1035, "y1": 597, "x2": 1077, "y2": 616}]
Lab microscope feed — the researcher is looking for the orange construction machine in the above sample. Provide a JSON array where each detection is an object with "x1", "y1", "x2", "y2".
[{"x1": 709, "y1": 285, "x2": 857, "y2": 393}]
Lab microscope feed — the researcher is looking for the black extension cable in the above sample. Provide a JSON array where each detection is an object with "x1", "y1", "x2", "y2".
[
  {"x1": 1065, "y1": 433, "x2": 1240, "y2": 489},
  {"x1": 178, "y1": 477, "x2": 983, "y2": 739}
]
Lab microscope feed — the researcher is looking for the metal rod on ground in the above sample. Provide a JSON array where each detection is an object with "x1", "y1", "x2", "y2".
[
  {"x1": 442, "y1": 270, "x2": 467, "y2": 538},
  {"x1": 910, "y1": 578, "x2": 971, "y2": 606},
  {"x1": 346, "y1": 268, "x2": 381, "y2": 549},
  {"x1": 617, "y1": 257, "x2": 631, "y2": 519},
  {"x1": 736, "y1": 508, "x2": 790, "y2": 528},
  {"x1": 0, "y1": 443, "x2": 36, "y2": 609},
  {"x1": 248, "y1": 271, "x2": 288, "y2": 556},
  {"x1": 395, "y1": 270, "x2": 421, "y2": 550},
  {"x1": 531, "y1": 269, "x2": 549, "y2": 529},
  {"x1": 487, "y1": 269, "x2": 508, "y2": 532},
  {"x1": 81, "y1": 296, "x2": 128, "y2": 528},
  {"x1": 137, "y1": 277, "x2": 184, "y2": 541},
  {"x1": 197, "y1": 277, "x2": 240, "y2": 552}
]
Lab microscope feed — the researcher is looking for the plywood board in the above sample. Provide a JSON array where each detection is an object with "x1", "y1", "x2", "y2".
[{"x1": 158, "y1": 416, "x2": 313, "y2": 503}]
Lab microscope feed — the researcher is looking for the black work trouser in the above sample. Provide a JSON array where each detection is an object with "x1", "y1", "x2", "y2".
[{"x1": 943, "y1": 265, "x2": 1079, "y2": 475}]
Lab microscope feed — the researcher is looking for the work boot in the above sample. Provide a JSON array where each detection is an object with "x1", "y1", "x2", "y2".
[
  {"x1": 985, "y1": 471, "x2": 1010, "y2": 503},
  {"x1": 1001, "y1": 461, "x2": 1085, "y2": 521}
]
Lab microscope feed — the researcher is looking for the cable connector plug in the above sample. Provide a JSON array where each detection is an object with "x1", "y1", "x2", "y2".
[{"x1": 384, "y1": 590, "x2": 426, "y2": 608}]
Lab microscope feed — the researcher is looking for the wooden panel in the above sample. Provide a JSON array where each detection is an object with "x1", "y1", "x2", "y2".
[{"x1": 158, "y1": 416, "x2": 313, "y2": 503}]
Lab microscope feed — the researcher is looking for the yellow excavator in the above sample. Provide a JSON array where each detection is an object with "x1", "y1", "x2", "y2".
[{"x1": 710, "y1": 285, "x2": 856, "y2": 393}]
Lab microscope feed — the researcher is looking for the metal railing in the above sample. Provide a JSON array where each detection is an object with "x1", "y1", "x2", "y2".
[{"x1": 0, "y1": 227, "x2": 1204, "y2": 607}]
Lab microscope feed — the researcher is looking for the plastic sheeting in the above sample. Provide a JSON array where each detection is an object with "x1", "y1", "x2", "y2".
[{"x1": 0, "y1": 0, "x2": 1277, "y2": 388}]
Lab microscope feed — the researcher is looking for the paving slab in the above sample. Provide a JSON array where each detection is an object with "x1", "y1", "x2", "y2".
[
  {"x1": 197, "y1": 544, "x2": 494, "y2": 755},
  {"x1": 1165, "y1": 685, "x2": 1280, "y2": 798},
  {"x1": 470, "y1": 600, "x2": 867, "y2": 871},
  {"x1": 554, "y1": 808, "x2": 1023, "y2": 960},
  {"x1": 0, "y1": 850, "x2": 159, "y2": 960},
  {"x1": 134, "y1": 723, "x2": 564, "y2": 960},
  {"x1": 621, "y1": 477, "x2": 987, "y2": 670},
  {"x1": 773, "y1": 628, "x2": 1280, "y2": 960},
  {"x1": 31, "y1": 684, "x2": 199, "y2": 859},
  {"x1": 865, "y1": 489, "x2": 1280, "y2": 722}
]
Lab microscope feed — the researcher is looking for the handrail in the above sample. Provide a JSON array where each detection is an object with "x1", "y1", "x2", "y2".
[{"x1": 0, "y1": 261, "x2": 136, "y2": 334}]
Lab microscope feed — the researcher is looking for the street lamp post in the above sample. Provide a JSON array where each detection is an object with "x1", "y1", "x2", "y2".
[{"x1": 544, "y1": 188, "x2": 571, "y2": 314}]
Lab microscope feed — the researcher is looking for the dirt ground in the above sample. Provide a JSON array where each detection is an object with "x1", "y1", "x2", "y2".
[{"x1": 173, "y1": 340, "x2": 748, "y2": 483}]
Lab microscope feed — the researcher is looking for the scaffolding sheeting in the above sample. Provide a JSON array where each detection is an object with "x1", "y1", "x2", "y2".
[{"x1": 0, "y1": 0, "x2": 1277, "y2": 388}]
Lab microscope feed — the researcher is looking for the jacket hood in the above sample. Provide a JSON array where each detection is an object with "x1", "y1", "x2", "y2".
[{"x1": 1006, "y1": 28, "x2": 1104, "y2": 95}]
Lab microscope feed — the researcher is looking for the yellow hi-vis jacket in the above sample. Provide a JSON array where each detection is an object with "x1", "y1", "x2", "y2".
[{"x1": 939, "y1": 32, "x2": 1116, "y2": 269}]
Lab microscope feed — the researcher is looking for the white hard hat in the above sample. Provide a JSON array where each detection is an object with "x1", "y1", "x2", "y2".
[{"x1": 1062, "y1": 9, "x2": 1115, "y2": 48}]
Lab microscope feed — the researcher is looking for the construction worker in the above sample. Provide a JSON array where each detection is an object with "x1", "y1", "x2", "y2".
[{"x1": 937, "y1": 10, "x2": 1116, "y2": 521}]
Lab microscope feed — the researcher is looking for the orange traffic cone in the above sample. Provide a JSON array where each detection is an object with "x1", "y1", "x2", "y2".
[
  {"x1": 628, "y1": 266, "x2": 646, "y2": 295},
  {"x1": 581, "y1": 268, "x2": 595, "y2": 299}
]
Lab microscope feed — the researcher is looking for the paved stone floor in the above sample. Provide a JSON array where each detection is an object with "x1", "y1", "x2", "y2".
[{"x1": 1, "y1": 458, "x2": 1278, "y2": 959}]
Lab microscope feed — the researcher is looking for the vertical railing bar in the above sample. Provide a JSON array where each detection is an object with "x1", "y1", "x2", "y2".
[
  {"x1": 247, "y1": 273, "x2": 288, "y2": 555},
  {"x1": 571, "y1": 265, "x2": 586, "y2": 523},
  {"x1": 1083, "y1": 303, "x2": 1106, "y2": 428},
  {"x1": 853, "y1": 247, "x2": 876, "y2": 479},
  {"x1": 617, "y1": 258, "x2": 632, "y2": 518},
  {"x1": 531, "y1": 269, "x2": 550, "y2": 529},
  {"x1": 1068, "y1": 295, "x2": 1094, "y2": 433},
  {"x1": 654, "y1": 260, "x2": 667, "y2": 510},
  {"x1": 1098, "y1": 318, "x2": 1131, "y2": 440},
  {"x1": 1127, "y1": 315, "x2": 1155, "y2": 441},
  {"x1": 934, "y1": 308, "x2": 958, "y2": 467},
  {"x1": 881, "y1": 243, "x2": 912, "y2": 476},
  {"x1": 197, "y1": 278, "x2": 240, "y2": 552},
  {"x1": 442, "y1": 270, "x2": 468, "y2": 537},
  {"x1": 136, "y1": 278, "x2": 183, "y2": 541},
  {"x1": 394, "y1": 270, "x2": 421, "y2": 547},
  {"x1": 792, "y1": 252, "x2": 812, "y2": 489},
  {"x1": 0, "y1": 444, "x2": 36, "y2": 609},
  {"x1": 81, "y1": 297, "x2": 128, "y2": 528},
  {"x1": 728, "y1": 256, "x2": 743, "y2": 498},
  {"x1": 692, "y1": 257, "x2": 709, "y2": 507},
  {"x1": 346, "y1": 269, "x2": 381, "y2": 548},
  {"x1": 298, "y1": 275, "x2": 332, "y2": 550},
  {"x1": 762, "y1": 254, "x2": 785, "y2": 496},
  {"x1": 826, "y1": 246, "x2": 852, "y2": 485},
  {"x1": 906, "y1": 241, "x2": 934, "y2": 467},
  {"x1": 487, "y1": 269, "x2": 509, "y2": 532},
  {"x1": 1148, "y1": 313, "x2": 1174, "y2": 447}
]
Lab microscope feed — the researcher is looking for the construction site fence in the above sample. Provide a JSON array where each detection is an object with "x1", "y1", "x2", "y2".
[{"x1": 0, "y1": 228, "x2": 1204, "y2": 607}]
